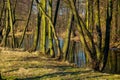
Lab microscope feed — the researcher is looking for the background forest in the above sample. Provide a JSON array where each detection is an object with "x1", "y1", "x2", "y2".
[{"x1": 0, "y1": 0, "x2": 120, "y2": 79}]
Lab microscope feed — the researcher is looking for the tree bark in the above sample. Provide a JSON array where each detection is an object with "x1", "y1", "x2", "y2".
[
  {"x1": 39, "y1": 0, "x2": 46, "y2": 54},
  {"x1": 19, "y1": 0, "x2": 33, "y2": 47},
  {"x1": 101, "y1": 0, "x2": 113, "y2": 71},
  {"x1": 63, "y1": 11, "x2": 73, "y2": 61},
  {"x1": 7, "y1": 0, "x2": 15, "y2": 48},
  {"x1": 48, "y1": 0, "x2": 55, "y2": 57},
  {"x1": 0, "y1": 8, "x2": 10, "y2": 47}
]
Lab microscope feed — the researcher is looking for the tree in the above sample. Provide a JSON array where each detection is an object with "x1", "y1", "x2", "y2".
[
  {"x1": 101, "y1": 0, "x2": 113, "y2": 71},
  {"x1": 62, "y1": 10, "x2": 73, "y2": 61},
  {"x1": 0, "y1": 73, "x2": 2, "y2": 80},
  {"x1": 64, "y1": 0, "x2": 113, "y2": 71},
  {"x1": 39, "y1": 0, "x2": 46, "y2": 54},
  {"x1": 19, "y1": 0, "x2": 34, "y2": 47},
  {"x1": 0, "y1": 4, "x2": 9, "y2": 47},
  {"x1": 29, "y1": 0, "x2": 41, "y2": 52},
  {"x1": 47, "y1": 0, "x2": 55, "y2": 57},
  {"x1": 7, "y1": 0, "x2": 15, "y2": 48}
]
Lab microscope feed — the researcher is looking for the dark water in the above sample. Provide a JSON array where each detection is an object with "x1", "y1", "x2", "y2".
[
  {"x1": 6, "y1": 35, "x2": 120, "y2": 73},
  {"x1": 59, "y1": 38, "x2": 86, "y2": 67}
]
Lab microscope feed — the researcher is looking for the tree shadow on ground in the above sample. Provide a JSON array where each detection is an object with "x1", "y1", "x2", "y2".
[
  {"x1": 16, "y1": 70, "x2": 104, "y2": 80},
  {"x1": 79, "y1": 75, "x2": 109, "y2": 80}
]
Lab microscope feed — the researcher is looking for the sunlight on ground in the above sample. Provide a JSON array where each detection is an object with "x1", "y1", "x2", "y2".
[{"x1": 0, "y1": 47, "x2": 120, "y2": 80}]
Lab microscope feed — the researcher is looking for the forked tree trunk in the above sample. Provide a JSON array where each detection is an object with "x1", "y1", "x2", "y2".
[
  {"x1": 38, "y1": 1, "x2": 62, "y2": 59},
  {"x1": 65, "y1": 0, "x2": 113, "y2": 71}
]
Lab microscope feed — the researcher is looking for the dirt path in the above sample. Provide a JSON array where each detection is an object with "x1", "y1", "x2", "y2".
[{"x1": 0, "y1": 48, "x2": 120, "y2": 80}]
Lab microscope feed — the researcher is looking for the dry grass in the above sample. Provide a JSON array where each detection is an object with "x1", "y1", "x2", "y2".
[{"x1": 0, "y1": 47, "x2": 120, "y2": 80}]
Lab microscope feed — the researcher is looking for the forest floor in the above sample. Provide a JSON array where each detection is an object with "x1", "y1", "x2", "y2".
[{"x1": 0, "y1": 47, "x2": 120, "y2": 80}]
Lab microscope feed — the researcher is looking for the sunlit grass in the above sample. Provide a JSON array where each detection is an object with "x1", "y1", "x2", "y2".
[{"x1": 0, "y1": 47, "x2": 120, "y2": 80}]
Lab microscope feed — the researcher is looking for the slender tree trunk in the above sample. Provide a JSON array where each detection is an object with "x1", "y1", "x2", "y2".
[
  {"x1": 7, "y1": 0, "x2": 15, "y2": 48},
  {"x1": 0, "y1": 0, "x2": 5, "y2": 27},
  {"x1": 39, "y1": 0, "x2": 46, "y2": 54},
  {"x1": 38, "y1": 3, "x2": 62, "y2": 59},
  {"x1": 0, "y1": 8, "x2": 10, "y2": 47},
  {"x1": 48, "y1": 0, "x2": 55, "y2": 57},
  {"x1": 29, "y1": 12, "x2": 41, "y2": 52},
  {"x1": 101, "y1": 0, "x2": 113, "y2": 71},
  {"x1": 63, "y1": 11, "x2": 73, "y2": 61},
  {"x1": 0, "y1": 73, "x2": 2, "y2": 80},
  {"x1": 89, "y1": 0, "x2": 94, "y2": 32},
  {"x1": 19, "y1": 0, "x2": 33, "y2": 47},
  {"x1": 86, "y1": 0, "x2": 89, "y2": 29},
  {"x1": 95, "y1": 0, "x2": 102, "y2": 51},
  {"x1": 53, "y1": 0, "x2": 60, "y2": 27},
  {"x1": 53, "y1": 0, "x2": 63, "y2": 59},
  {"x1": 12, "y1": 0, "x2": 17, "y2": 25},
  {"x1": 114, "y1": 0, "x2": 119, "y2": 41}
]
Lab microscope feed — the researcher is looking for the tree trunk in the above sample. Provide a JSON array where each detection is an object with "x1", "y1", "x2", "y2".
[
  {"x1": 0, "y1": 8, "x2": 10, "y2": 47},
  {"x1": 95, "y1": 0, "x2": 102, "y2": 51},
  {"x1": 47, "y1": 0, "x2": 55, "y2": 57},
  {"x1": 39, "y1": 0, "x2": 46, "y2": 54},
  {"x1": 0, "y1": 0, "x2": 5, "y2": 27},
  {"x1": 29, "y1": 10, "x2": 41, "y2": 52},
  {"x1": 63, "y1": 11, "x2": 73, "y2": 61},
  {"x1": 0, "y1": 73, "x2": 2, "y2": 80},
  {"x1": 37, "y1": 1, "x2": 62, "y2": 59},
  {"x1": 7, "y1": 0, "x2": 15, "y2": 48},
  {"x1": 19, "y1": 0, "x2": 33, "y2": 47},
  {"x1": 101, "y1": 0, "x2": 113, "y2": 71},
  {"x1": 53, "y1": 0, "x2": 60, "y2": 27}
]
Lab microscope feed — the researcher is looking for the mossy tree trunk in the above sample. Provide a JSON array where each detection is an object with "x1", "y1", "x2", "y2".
[
  {"x1": 39, "y1": 0, "x2": 46, "y2": 54},
  {"x1": 7, "y1": 0, "x2": 15, "y2": 48},
  {"x1": 95, "y1": 0, "x2": 102, "y2": 51},
  {"x1": 28, "y1": 0, "x2": 41, "y2": 52},
  {"x1": 48, "y1": 0, "x2": 55, "y2": 57},
  {"x1": 32, "y1": 13, "x2": 41, "y2": 51},
  {"x1": 53, "y1": 0, "x2": 63, "y2": 59},
  {"x1": 0, "y1": 7, "x2": 10, "y2": 47},
  {"x1": 66, "y1": 0, "x2": 98, "y2": 70},
  {"x1": 38, "y1": 0, "x2": 62, "y2": 59},
  {"x1": 62, "y1": 11, "x2": 73, "y2": 61},
  {"x1": 64, "y1": 0, "x2": 113, "y2": 71}
]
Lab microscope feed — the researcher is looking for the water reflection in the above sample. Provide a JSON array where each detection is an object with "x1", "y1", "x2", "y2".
[
  {"x1": 55, "y1": 38, "x2": 86, "y2": 67},
  {"x1": 18, "y1": 35, "x2": 86, "y2": 67}
]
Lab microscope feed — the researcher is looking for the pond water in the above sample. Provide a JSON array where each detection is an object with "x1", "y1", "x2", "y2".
[{"x1": 6, "y1": 35, "x2": 120, "y2": 73}]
